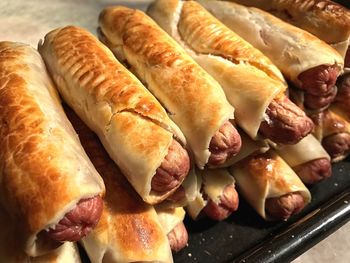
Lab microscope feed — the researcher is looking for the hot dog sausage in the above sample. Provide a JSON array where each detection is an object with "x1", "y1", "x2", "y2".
[
  {"x1": 208, "y1": 121, "x2": 242, "y2": 166},
  {"x1": 304, "y1": 86, "x2": 337, "y2": 110},
  {"x1": 334, "y1": 73, "x2": 350, "y2": 118},
  {"x1": 265, "y1": 192, "x2": 305, "y2": 220},
  {"x1": 322, "y1": 133, "x2": 350, "y2": 160},
  {"x1": 293, "y1": 158, "x2": 332, "y2": 185},
  {"x1": 152, "y1": 139, "x2": 190, "y2": 193},
  {"x1": 298, "y1": 65, "x2": 339, "y2": 95},
  {"x1": 45, "y1": 196, "x2": 103, "y2": 242},
  {"x1": 202, "y1": 184, "x2": 239, "y2": 221},
  {"x1": 167, "y1": 222, "x2": 188, "y2": 253},
  {"x1": 166, "y1": 186, "x2": 186, "y2": 203},
  {"x1": 259, "y1": 96, "x2": 314, "y2": 144}
]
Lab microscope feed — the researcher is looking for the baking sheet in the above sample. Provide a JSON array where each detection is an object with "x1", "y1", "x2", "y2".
[
  {"x1": 174, "y1": 160, "x2": 350, "y2": 262},
  {"x1": 1, "y1": 0, "x2": 349, "y2": 262}
]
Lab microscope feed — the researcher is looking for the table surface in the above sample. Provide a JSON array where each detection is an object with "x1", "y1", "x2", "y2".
[
  {"x1": 0, "y1": 1, "x2": 349, "y2": 262},
  {"x1": 293, "y1": 221, "x2": 350, "y2": 263}
]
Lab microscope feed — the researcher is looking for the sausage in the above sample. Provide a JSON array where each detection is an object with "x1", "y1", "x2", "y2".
[
  {"x1": 309, "y1": 111, "x2": 324, "y2": 140},
  {"x1": 167, "y1": 222, "x2": 188, "y2": 253},
  {"x1": 293, "y1": 158, "x2": 332, "y2": 185},
  {"x1": 334, "y1": 73, "x2": 350, "y2": 117},
  {"x1": 322, "y1": 133, "x2": 350, "y2": 160},
  {"x1": 45, "y1": 195, "x2": 103, "y2": 241},
  {"x1": 151, "y1": 139, "x2": 190, "y2": 193},
  {"x1": 303, "y1": 86, "x2": 337, "y2": 110},
  {"x1": 259, "y1": 96, "x2": 314, "y2": 144},
  {"x1": 202, "y1": 184, "x2": 239, "y2": 221},
  {"x1": 265, "y1": 192, "x2": 305, "y2": 220},
  {"x1": 166, "y1": 186, "x2": 186, "y2": 203},
  {"x1": 208, "y1": 121, "x2": 242, "y2": 166},
  {"x1": 298, "y1": 65, "x2": 339, "y2": 95}
]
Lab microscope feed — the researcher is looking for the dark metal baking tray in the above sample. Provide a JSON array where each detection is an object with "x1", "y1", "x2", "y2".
[{"x1": 173, "y1": 159, "x2": 350, "y2": 263}]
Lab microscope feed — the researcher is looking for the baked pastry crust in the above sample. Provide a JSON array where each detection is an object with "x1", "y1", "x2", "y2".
[
  {"x1": 39, "y1": 26, "x2": 186, "y2": 204},
  {"x1": 273, "y1": 134, "x2": 330, "y2": 167},
  {"x1": 198, "y1": 0, "x2": 344, "y2": 84},
  {"x1": 148, "y1": 0, "x2": 287, "y2": 139},
  {"x1": 0, "y1": 41, "x2": 105, "y2": 256},
  {"x1": 0, "y1": 207, "x2": 81, "y2": 263},
  {"x1": 231, "y1": 150, "x2": 311, "y2": 220},
  {"x1": 99, "y1": 6, "x2": 235, "y2": 168},
  {"x1": 232, "y1": 0, "x2": 350, "y2": 57},
  {"x1": 66, "y1": 107, "x2": 172, "y2": 263}
]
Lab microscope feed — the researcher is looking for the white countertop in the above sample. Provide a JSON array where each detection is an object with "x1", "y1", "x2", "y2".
[
  {"x1": 0, "y1": 0, "x2": 348, "y2": 262},
  {"x1": 293, "y1": 221, "x2": 350, "y2": 263}
]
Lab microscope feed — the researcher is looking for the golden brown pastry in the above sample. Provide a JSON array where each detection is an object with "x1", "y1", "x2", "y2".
[
  {"x1": 311, "y1": 105, "x2": 350, "y2": 162},
  {"x1": 198, "y1": 0, "x2": 344, "y2": 110},
  {"x1": 230, "y1": 150, "x2": 311, "y2": 220},
  {"x1": 148, "y1": 0, "x2": 314, "y2": 144},
  {"x1": 272, "y1": 134, "x2": 332, "y2": 184},
  {"x1": 39, "y1": 26, "x2": 190, "y2": 205},
  {"x1": 98, "y1": 6, "x2": 242, "y2": 168},
  {"x1": 186, "y1": 168, "x2": 239, "y2": 221},
  {"x1": 0, "y1": 204, "x2": 82, "y2": 263},
  {"x1": 231, "y1": 0, "x2": 350, "y2": 60},
  {"x1": 156, "y1": 207, "x2": 188, "y2": 253},
  {"x1": 64, "y1": 106, "x2": 173, "y2": 263},
  {"x1": 0, "y1": 41, "x2": 105, "y2": 256}
]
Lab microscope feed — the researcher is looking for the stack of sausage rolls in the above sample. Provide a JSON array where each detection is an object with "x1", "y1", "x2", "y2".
[
  {"x1": 200, "y1": 0, "x2": 350, "y2": 162},
  {"x1": 0, "y1": 0, "x2": 349, "y2": 261}
]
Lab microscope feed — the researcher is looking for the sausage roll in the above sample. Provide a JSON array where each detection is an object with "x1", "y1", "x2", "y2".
[
  {"x1": 39, "y1": 26, "x2": 190, "y2": 205},
  {"x1": 198, "y1": 0, "x2": 344, "y2": 108},
  {"x1": 186, "y1": 171, "x2": 207, "y2": 220},
  {"x1": 230, "y1": 150, "x2": 311, "y2": 220},
  {"x1": 186, "y1": 168, "x2": 239, "y2": 221},
  {"x1": 162, "y1": 166, "x2": 198, "y2": 209},
  {"x1": 312, "y1": 106, "x2": 350, "y2": 162},
  {"x1": 218, "y1": 131, "x2": 270, "y2": 168},
  {"x1": 148, "y1": 0, "x2": 314, "y2": 144},
  {"x1": 334, "y1": 73, "x2": 350, "y2": 118},
  {"x1": 231, "y1": 0, "x2": 350, "y2": 62},
  {"x1": 0, "y1": 41, "x2": 105, "y2": 256},
  {"x1": 98, "y1": 6, "x2": 242, "y2": 168},
  {"x1": 156, "y1": 207, "x2": 188, "y2": 253},
  {"x1": 272, "y1": 134, "x2": 332, "y2": 184},
  {"x1": 0, "y1": 206, "x2": 81, "y2": 263},
  {"x1": 64, "y1": 106, "x2": 173, "y2": 263},
  {"x1": 288, "y1": 83, "x2": 338, "y2": 111}
]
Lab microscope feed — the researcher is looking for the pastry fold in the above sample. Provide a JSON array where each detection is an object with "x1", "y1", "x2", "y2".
[
  {"x1": 220, "y1": 132, "x2": 269, "y2": 167},
  {"x1": 316, "y1": 106, "x2": 350, "y2": 140},
  {"x1": 0, "y1": 206, "x2": 81, "y2": 263},
  {"x1": 231, "y1": 0, "x2": 350, "y2": 58},
  {"x1": 148, "y1": 0, "x2": 287, "y2": 139},
  {"x1": 272, "y1": 134, "x2": 330, "y2": 168},
  {"x1": 230, "y1": 150, "x2": 311, "y2": 220},
  {"x1": 156, "y1": 207, "x2": 186, "y2": 236},
  {"x1": 39, "y1": 26, "x2": 186, "y2": 204},
  {"x1": 64, "y1": 107, "x2": 173, "y2": 263},
  {"x1": 186, "y1": 168, "x2": 236, "y2": 219},
  {"x1": 98, "y1": 6, "x2": 235, "y2": 168},
  {"x1": 0, "y1": 41, "x2": 105, "y2": 256},
  {"x1": 186, "y1": 171, "x2": 206, "y2": 220},
  {"x1": 312, "y1": 105, "x2": 350, "y2": 162},
  {"x1": 198, "y1": 0, "x2": 344, "y2": 85}
]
